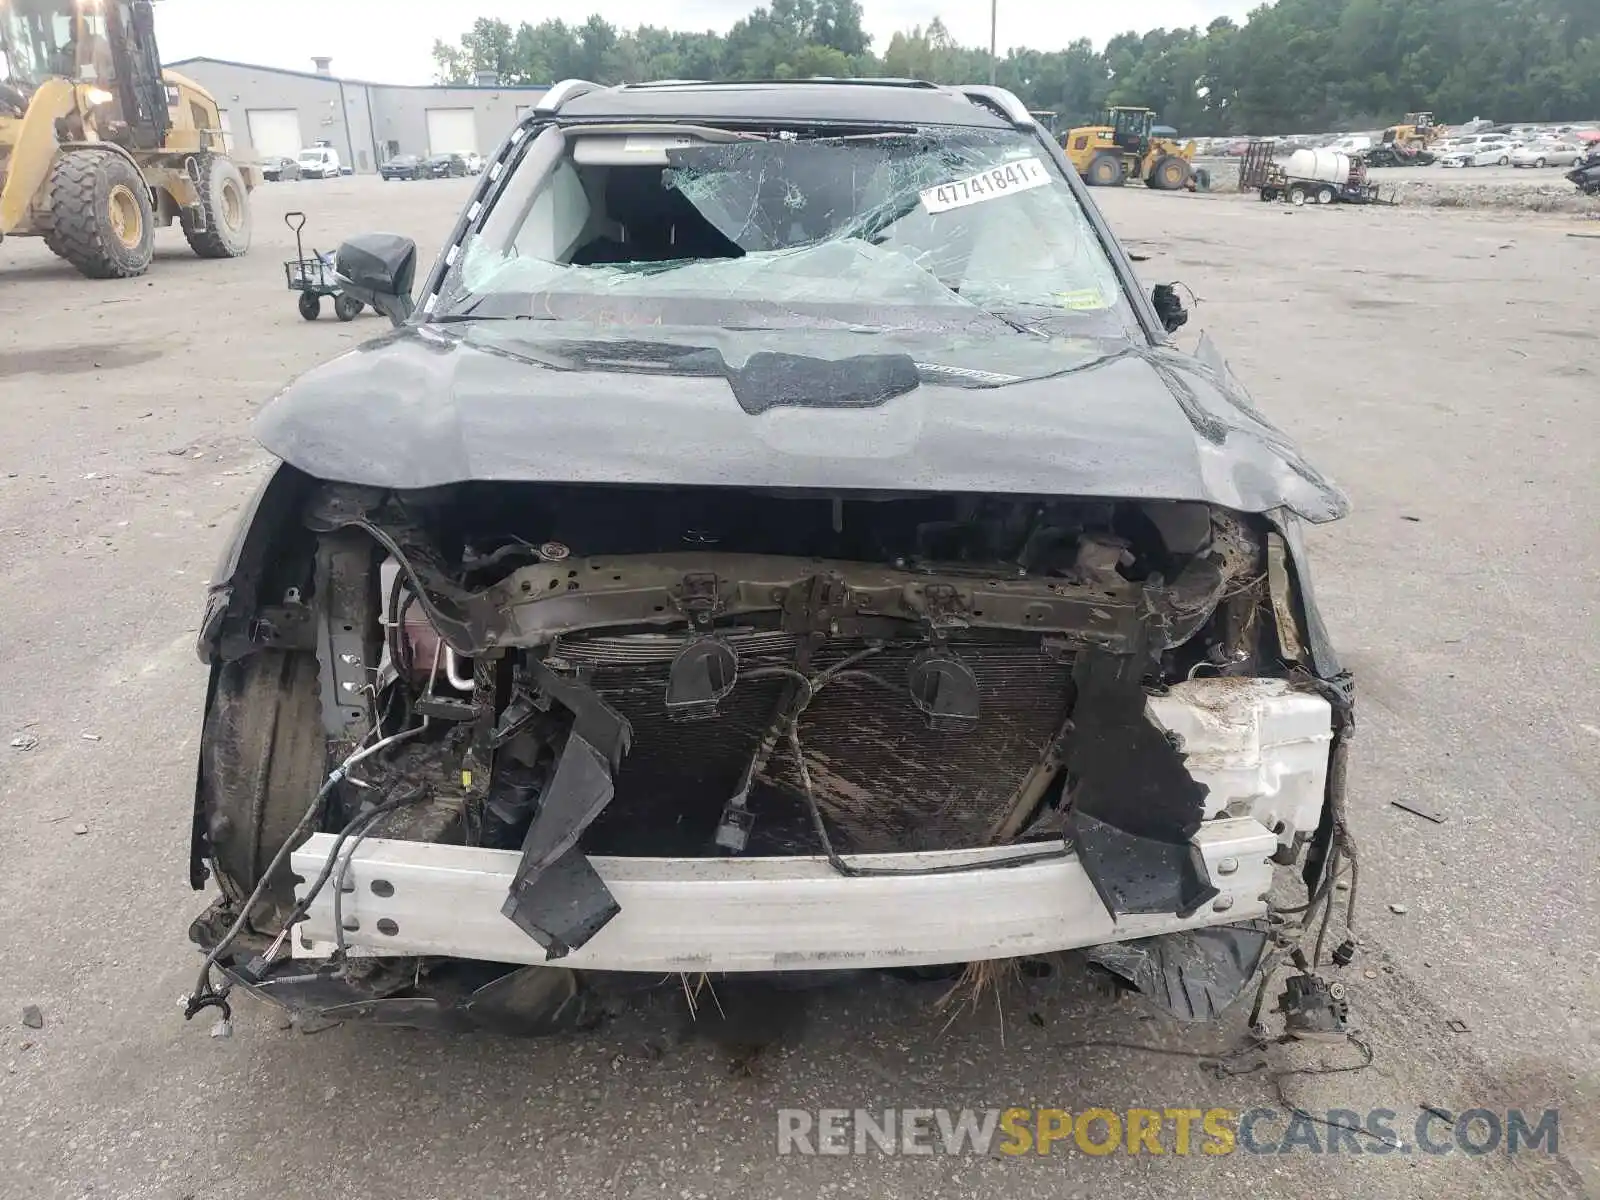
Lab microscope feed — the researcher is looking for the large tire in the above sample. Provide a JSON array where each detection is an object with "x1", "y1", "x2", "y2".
[
  {"x1": 1086, "y1": 152, "x2": 1122, "y2": 187},
  {"x1": 198, "y1": 650, "x2": 325, "y2": 930},
  {"x1": 46, "y1": 149, "x2": 154, "y2": 279},
  {"x1": 180, "y1": 153, "x2": 252, "y2": 258},
  {"x1": 1149, "y1": 155, "x2": 1191, "y2": 191}
]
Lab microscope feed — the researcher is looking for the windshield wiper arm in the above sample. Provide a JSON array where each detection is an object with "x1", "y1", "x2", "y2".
[{"x1": 982, "y1": 309, "x2": 1052, "y2": 338}]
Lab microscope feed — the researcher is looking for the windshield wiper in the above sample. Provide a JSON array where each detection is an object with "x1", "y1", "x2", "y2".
[
  {"x1": 982, "y1": 308, "x2": 1052, "y2": 338},
  {"x1": 429, "y1": 314, "x2": 506, "y2": 324},
  {"x1": 429, "y1": 290, "x2": 560, "y2": 323}
]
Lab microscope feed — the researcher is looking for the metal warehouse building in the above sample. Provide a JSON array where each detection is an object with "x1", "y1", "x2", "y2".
[{"x1": 164, "y1": 57, "x2": 548, "y2": 173}]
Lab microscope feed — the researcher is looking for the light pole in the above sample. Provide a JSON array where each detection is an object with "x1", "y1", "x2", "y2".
[{"x1": 989, "y1": 0, "x2": 998, "y2": 85}]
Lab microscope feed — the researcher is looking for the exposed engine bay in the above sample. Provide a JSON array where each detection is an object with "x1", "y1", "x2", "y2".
[{"x1": 186, "y1": 470, "x2": 1355, "y2": 1034}]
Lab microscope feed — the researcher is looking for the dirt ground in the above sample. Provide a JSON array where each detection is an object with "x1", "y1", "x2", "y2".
[{"x1": 0, "y1": 177, "x2": 1595, "y2": 1200}]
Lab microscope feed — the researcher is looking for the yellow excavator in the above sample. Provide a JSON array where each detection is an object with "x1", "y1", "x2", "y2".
[
  {"x1": 0, "y1": 0, "x2": 257, "y2": 278},
  {"x1": 1062, "y1": 106, "x2": 1195, "y2": 190}
]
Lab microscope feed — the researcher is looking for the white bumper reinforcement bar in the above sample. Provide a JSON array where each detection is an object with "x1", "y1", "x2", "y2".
[{"x1": 291, "y1": 817, "x2": 1278, "y2": 973}]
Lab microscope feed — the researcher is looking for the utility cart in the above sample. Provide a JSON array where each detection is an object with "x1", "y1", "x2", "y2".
[{"x1": 282, "y1": 211, "x2": 363, "y2": 321}]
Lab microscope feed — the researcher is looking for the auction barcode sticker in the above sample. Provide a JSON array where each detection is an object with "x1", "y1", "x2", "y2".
[{"x1": 920, "y1": 157, "x2": 1052, "y2": 213}]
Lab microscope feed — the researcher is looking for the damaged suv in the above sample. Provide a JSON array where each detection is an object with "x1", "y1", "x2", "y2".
[{"x1": 184, "y1": 79, "x2": 1354, "y2": 1034}]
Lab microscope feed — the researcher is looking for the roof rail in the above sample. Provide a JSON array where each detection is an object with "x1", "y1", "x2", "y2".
[
  {"x1": 797, "y1": 77, "x2": 941, "y2": 89},
  {"x1": 536, "y1": 79, "x2": 604, "y2": 112},
  {"x1": 957, "y1": 85, "x2": 1036, "y2": 128},
  {"x1": 620, "y1": 77, "x2": 942, "y2": 90}
]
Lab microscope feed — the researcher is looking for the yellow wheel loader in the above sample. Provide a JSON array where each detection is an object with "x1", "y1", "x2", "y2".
[
  {"x1": 0, "y1": 0, "x2": 258, "y2": 279},
  {"x1": 1061, "y1": 106, "x2": 1196, "y2": 190},
  {"x1": 1384, "y1": 111, "x2": 1444, "y2": 150}
]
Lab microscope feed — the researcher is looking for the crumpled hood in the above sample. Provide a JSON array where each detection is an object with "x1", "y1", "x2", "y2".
[{"x1": 254, "y1": 323, "x2": 1348, "y2": 522}]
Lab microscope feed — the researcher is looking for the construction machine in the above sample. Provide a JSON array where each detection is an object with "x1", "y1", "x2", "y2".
[
  {"x1": 0, "y1": 0, "x2": 257, "y2": 278},
  {"x1": 1363, "y1": 113, "x2": 1444, "y2": 167},
  {"x1": 1381, "y1": 112, "x2": 1444, "y2": 151},
  {"x1": 1061, "y1": 105, "x2": 1195, "y2": 190}
]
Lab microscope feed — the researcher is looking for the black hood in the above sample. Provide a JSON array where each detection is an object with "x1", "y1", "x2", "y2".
[{"x1": 253, "y1": 322, "x2": 1348, "y2": 522}]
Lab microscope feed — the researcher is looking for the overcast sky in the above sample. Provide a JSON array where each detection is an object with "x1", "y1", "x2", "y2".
[{"x1": 158, "y1": 0, "x2": 1258, "y2": 84}]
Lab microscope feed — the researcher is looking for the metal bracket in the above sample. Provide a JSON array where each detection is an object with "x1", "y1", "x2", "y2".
[
  {"x1": 248, "y1": 596, "x2": 315, "y2": 651},
  {"x1": 313, "y1": 532, "x2": 379, "y2": 742},
  {"x1": 918, "y1": 582, "x2": 968, "y2": 628},
  {"x1": 781, "y1": 574, "x2": 851, "y2": 636},
  {"x1": 672, "y1": 571, "x2": 724, "y2": 626}
]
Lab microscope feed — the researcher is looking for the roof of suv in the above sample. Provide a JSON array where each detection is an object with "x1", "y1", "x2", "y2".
[{"x1": 550, "y1": 79, "x2": 1025, "y2": 129}]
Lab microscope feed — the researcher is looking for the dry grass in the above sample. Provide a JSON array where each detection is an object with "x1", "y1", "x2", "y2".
[
  {"x1": 932, "y1": 958, "x2": 1027, "y2": 1043},
  {"x1": 677, "y1": 971, "x2": 725, "y2": 1022}
]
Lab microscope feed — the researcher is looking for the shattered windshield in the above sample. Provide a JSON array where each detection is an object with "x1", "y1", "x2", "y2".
[{"x1": 434, "y1": 126, "x2": 1140, "y2": 339}]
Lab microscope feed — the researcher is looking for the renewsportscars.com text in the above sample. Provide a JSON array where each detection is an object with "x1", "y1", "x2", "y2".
[{"x1": 776, "y1": 1107, "x2": 1560, "y2": 1157}]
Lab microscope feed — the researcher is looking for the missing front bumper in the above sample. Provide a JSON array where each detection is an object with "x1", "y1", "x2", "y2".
[{"x1": 290, "y1": 818, "x2": 1277, "y2": 974}]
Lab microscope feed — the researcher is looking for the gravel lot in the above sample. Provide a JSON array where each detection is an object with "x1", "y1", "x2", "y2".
[{"x1": 0, "y1": 177, "x2": 1595, "y2": 1199}]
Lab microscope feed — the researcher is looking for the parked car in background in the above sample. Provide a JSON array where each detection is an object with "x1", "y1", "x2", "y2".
[
  {"x1": 464, "y1": 152, "x2": 485, "y2": 175},
  {"x1": 381, "y1": 154, "x2": 424, "y2": 181},
  {"x1": 296, "y1": 145, "x2": 341, "y2": 179},
  {"x1": 425, "y1": 153, "x2": 468, "y2": 178},
  {"x1": 1510, "y1": 142, "x2": 1583, "y2": 168},
  {"x1": 260, "y1": 156, "x2": 301, "y2": 182},
  {"x1": 1439, "y1": 142, "x2": 1514, "y2": 168}
]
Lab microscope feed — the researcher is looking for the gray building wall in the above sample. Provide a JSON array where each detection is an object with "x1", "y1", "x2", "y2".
[
  {"x1": 367, "y1": 84, "x2": 547, "y2": 162},
  {"x1": 166, "y1": 58, "x2": 349, "y2": 162},
  {"x1": 166, "y1": 57, "x2": 546, "y2": 174}
]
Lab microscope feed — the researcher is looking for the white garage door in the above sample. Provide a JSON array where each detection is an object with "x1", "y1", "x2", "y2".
[
  {"x1": 246, "y1": 109, "x2": 302, "y2": 158},
  {"x1": 426, "y1": 108, "x2": 478, "y2": 155}
]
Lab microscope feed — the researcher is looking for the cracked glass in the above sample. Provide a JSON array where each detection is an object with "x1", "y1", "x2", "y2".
[{"x1": 436, "y1": 126, "x2": 1138, "y2": 340}]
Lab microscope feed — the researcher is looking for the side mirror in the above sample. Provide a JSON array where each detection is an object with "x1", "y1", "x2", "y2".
[
  {"x1": 1152, "y1": 283, "x2": 1188, "y2": 334},
  {"x1": 334, "y1": 234, "x2": 418, "y2": 327}
]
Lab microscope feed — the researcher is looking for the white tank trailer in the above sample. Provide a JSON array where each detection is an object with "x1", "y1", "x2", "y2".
[
  {"x1": 1284, "y1": 148, "x2": 1353, "y2": 184},
  {"x1": 1238, "y1": 138, "x2": 1388, "y2": 204}
]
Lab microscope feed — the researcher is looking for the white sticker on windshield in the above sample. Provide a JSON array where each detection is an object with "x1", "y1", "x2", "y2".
[{"x1": 920, "y1": 157, "x2": 1052, "y2": 214}]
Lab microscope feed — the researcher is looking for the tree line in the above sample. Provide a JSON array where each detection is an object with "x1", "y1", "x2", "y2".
[{"x1": 433, "y1": 0, "x2": 1599, "y2": 134}]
